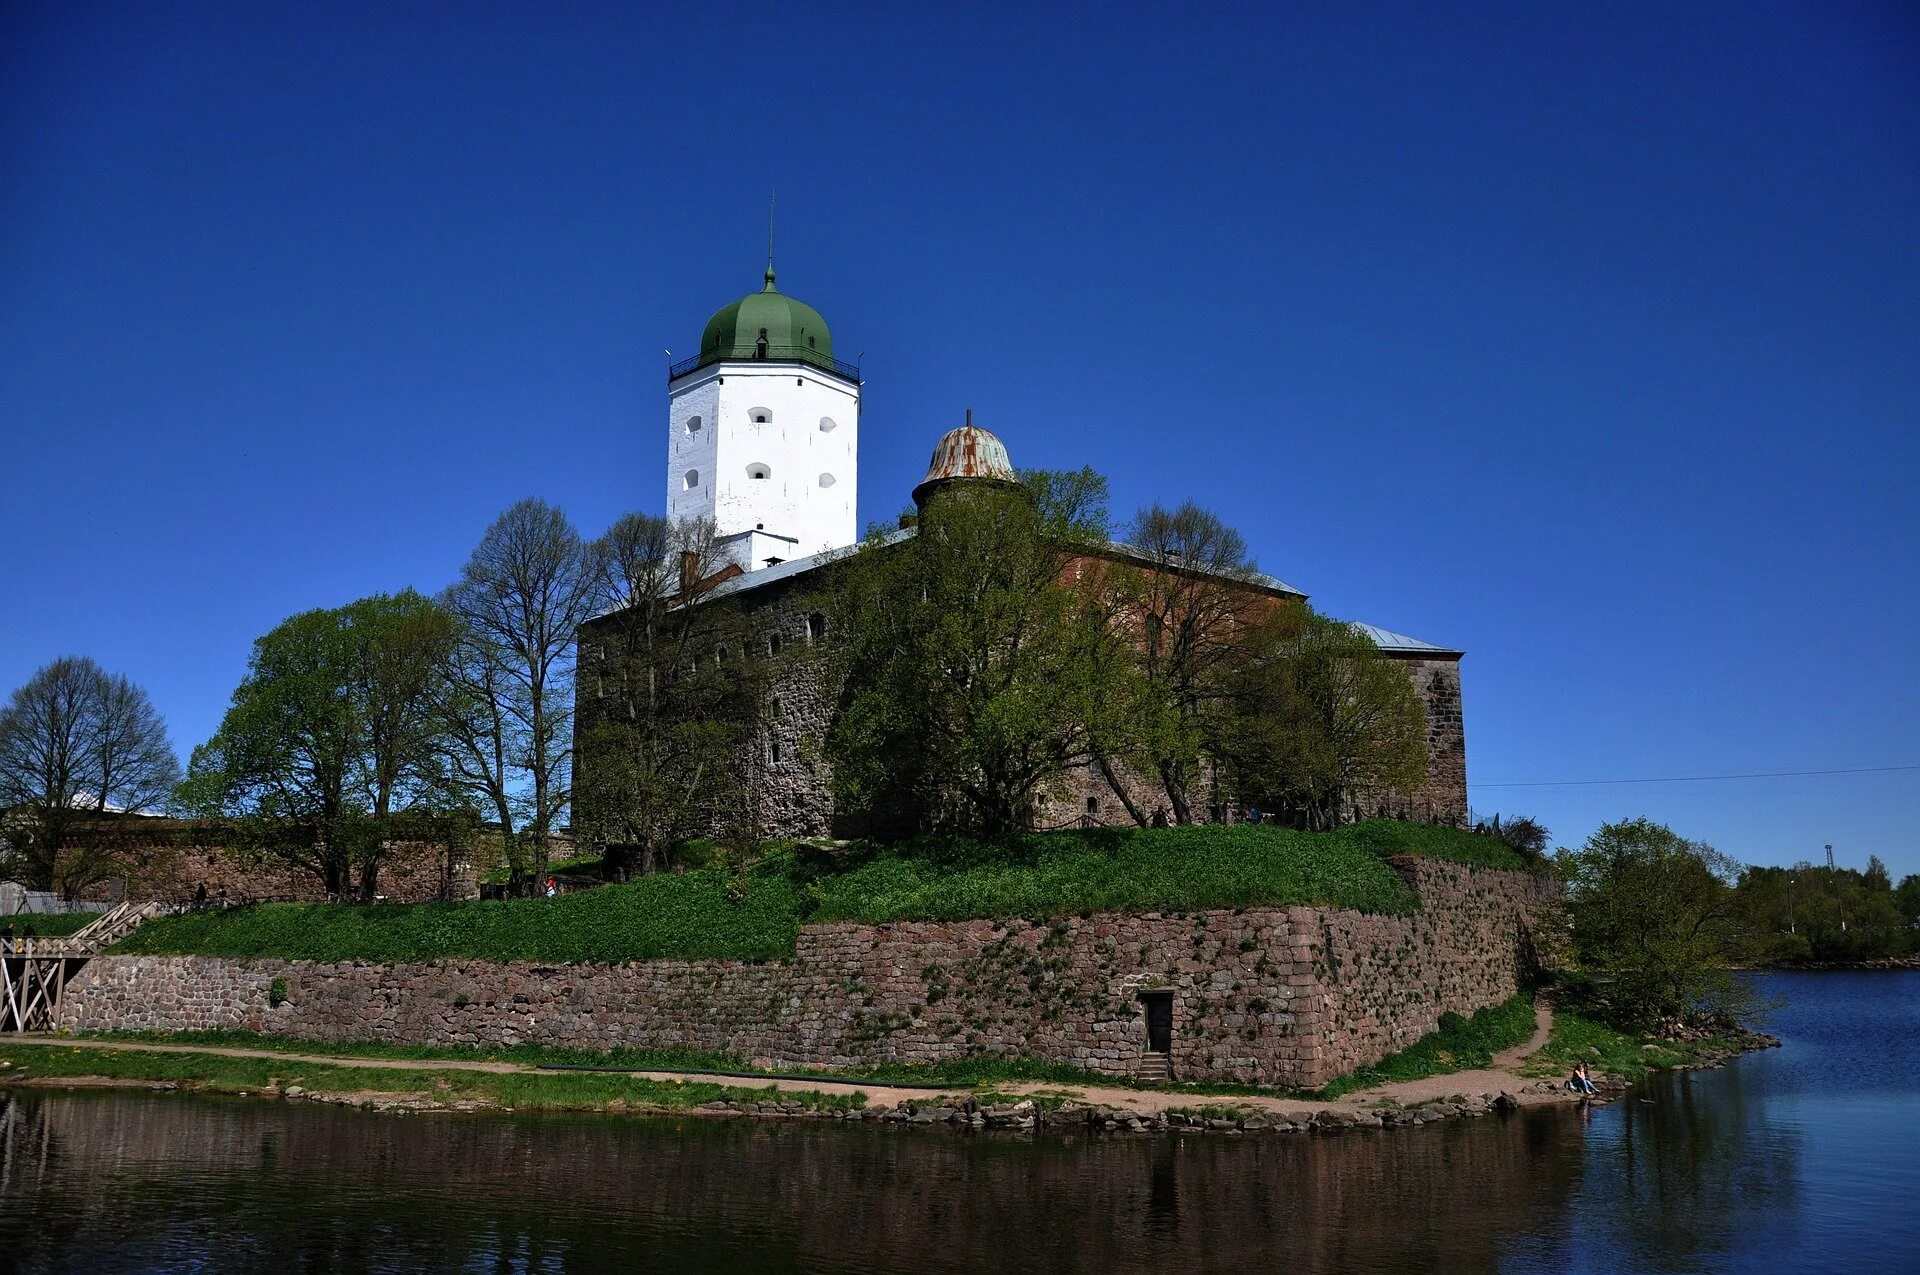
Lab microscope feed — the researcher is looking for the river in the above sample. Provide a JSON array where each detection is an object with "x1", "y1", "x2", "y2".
[{"x1": 2, "y1": 971, "x2": 1913, "y2": 1273}]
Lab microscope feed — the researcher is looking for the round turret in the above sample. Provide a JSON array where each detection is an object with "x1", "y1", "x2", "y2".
[{"x1": 912, "y1": 412, "x2": 1019, "y2": 508}]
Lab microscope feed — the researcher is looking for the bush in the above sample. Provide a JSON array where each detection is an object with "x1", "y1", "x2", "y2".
[{"x1": 116, "y1": 820, "x2": 1527, "y2": 963}]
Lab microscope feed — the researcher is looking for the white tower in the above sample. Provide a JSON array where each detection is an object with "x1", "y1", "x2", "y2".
[{"x1": 667, "y1": 264, "x2": 859, "y2": 570}]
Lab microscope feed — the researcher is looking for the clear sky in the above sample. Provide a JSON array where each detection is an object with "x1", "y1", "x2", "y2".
[{"x1": 3, "y1": 2, "x2": 1916, "y2": 874}]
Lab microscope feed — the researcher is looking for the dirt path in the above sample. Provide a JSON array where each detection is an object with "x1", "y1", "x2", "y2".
[{"x1": 7, "y1": 1005, "x2": 1569, "y2": 1118}]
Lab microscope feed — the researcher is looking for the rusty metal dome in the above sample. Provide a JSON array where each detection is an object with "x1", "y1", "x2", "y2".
[{"x1": 912, "y1": 411, "x2": 1019, "y2": 508}]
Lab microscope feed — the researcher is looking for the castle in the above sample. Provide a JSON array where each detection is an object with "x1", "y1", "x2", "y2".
[{"x1": 577, "y1": 268, "x2": 1468, "y2": 840}]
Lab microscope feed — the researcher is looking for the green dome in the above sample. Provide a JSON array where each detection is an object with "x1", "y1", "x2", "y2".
[{"x1": 698, "y1": 268, "x2": 835, "y2": 366}]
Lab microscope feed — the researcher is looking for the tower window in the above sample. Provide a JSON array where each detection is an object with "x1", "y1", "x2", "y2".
[
  {"x1": 807, "y1": 613, "x2": 827, "y2": 641},
  {"x1": 819, "y1": 417, "x2": 837, "y2": 432},
  {"x1": 768, "y1": 632, "x2": 783, "y2": 657},
  {"x1": 686, "y1": 416, "x2": 702, "y2": 434},
  {"x1": 683, "y1": 469, "x2": 699, "y2": 490},
  {"x1": 769, "y1": 738, "x2": 781, "y2": 764},
  {"x1": 1086, "y1": 796, "x2": 1100, "y2": 814},
  {"x1": 750, "y1": 408, "x2": 772, "y2": 424},
  {"x1": 818, "y1": 472, "x2": 836, "y2": 488},
  {"x1": 746, "y1": 463, "x2": 771, "y2": 480}
]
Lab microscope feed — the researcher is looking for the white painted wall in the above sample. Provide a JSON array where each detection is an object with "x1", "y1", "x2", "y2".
[{"x1": 667, "y1": 361, "x2": 858, "y2": 561}]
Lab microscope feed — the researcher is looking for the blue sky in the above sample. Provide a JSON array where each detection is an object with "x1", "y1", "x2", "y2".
[{"x1": 3, "y1": 2, "x2": 1916, "y2": 873}]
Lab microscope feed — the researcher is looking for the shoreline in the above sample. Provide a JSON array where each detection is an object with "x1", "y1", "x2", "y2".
[{"x1": 0, "y1": 1017, "x2": 1781, "y2": 1137}]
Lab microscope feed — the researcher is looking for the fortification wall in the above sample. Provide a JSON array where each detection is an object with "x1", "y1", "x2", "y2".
[{"x1": 57, "y1": 860, "x2": 1554, "y2": 1089}]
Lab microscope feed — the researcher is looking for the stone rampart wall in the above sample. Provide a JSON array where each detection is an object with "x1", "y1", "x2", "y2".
[{"x1": 57, "y1": 859, "x2": 1554, "y2": 1089}]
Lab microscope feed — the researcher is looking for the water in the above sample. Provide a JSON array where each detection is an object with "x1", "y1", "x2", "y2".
[{"x1": 2, "y1": 971, "x2": 1913, "y2": 1274}]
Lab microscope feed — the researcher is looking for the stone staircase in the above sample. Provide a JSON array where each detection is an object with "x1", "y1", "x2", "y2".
[{"x1": 1134, "y1": 1053, "x2": 1171, "y2": 1086}]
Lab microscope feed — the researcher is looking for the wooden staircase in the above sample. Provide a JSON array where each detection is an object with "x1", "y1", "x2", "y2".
[
  {"x1": 2, "y1": 899, "x2": 172, "y2": 1032},
  {"x1": 57, "y1": 900, "x2": 171, "y2": 955}
]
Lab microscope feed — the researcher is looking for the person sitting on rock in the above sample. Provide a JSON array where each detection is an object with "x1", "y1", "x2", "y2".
[{"x1": 1569, "y1": 1060, "x2": 1599, "y2": 1096}]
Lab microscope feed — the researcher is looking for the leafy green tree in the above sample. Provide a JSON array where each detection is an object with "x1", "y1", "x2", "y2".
[
  {"x1": 572, "y1": 513, "x2": 766, "y2": 879},
  {"x1": 179, "y1": 591, "x2": 456, "y2": 899},
  {"x1": 0, "y1": 657, "x2": 180, "y2": 894},
  {"x1": 1215, "y1": 609, "x2": 1428, "y2": 830},
  {"x1": 440, "y1": 499, "x2": 604, "y2": 890},
  {"x1": 822, "y1": 473, "x2": 1136, "y2": 840},
  {"x1": 1105, "y1": 501, "x2": 1266, "y2": 825},
  {"x1": 1557, "y1": 819, "x2": 1751, "y2": 1026}
]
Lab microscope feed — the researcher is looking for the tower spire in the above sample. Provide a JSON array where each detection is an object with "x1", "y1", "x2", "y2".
[{"x1": 764, "y1": 192, "x2": 777, "y2": 290}]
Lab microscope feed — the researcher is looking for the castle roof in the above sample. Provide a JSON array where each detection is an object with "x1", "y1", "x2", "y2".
[
  {"x1": 695, "y1": 268, "x2": 836, "y2": 372},
  {"x1": 912, "y1": 415, "x2": 1020, "y2": 507}
]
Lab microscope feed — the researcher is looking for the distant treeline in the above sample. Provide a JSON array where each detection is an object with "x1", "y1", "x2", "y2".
[{"x1": 1731, "y1": 858, "x2": 1918, "y2": 964}]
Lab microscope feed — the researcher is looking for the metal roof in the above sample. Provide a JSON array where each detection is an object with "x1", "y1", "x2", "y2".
[
  {"x1": 1351, "y1": 622, "x2": 1461, "y2": 657},
  {"x1": 627, "y1": 534, "x2": 1455, "y2": 658}
]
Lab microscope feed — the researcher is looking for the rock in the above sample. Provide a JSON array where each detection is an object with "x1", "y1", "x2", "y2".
[{"x1": 283, "y1": 1085, "x2": 305, "y2": 1097}]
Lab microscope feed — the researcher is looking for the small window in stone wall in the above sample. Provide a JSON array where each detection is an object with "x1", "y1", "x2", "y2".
[
  {"x1": 767, "y1": 632, "x2": 782, "y2": 657},
  {"x1": 807, "y1": 612, "x2": 827, "y2": 641},
  {"x1": 686, "y1": 416, "x2": 702, "y2": 434},
  {"x1": 684, "y1": 469, "x2": 699, "y2": 490},
  {"x1": 769, "y1": 737, "x2": 781, "y2": 764},
  {"x1": 1086, "y1": 796, "x2": 1099, "y2": 814}
]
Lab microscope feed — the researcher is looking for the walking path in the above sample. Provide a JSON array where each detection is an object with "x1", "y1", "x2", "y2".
[{"x1": 6, "y1": 1002, "x2": 1568, "y2": 1117}]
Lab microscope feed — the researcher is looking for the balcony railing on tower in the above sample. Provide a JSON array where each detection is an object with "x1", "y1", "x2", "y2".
[{"x1": 668, "y1": 346, "x2": 862, "y2": 385}]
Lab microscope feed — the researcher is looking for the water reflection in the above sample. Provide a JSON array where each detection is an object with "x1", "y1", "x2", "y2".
[{"x1": 3, "y1": 1091, "x2": 1583, "y2": 1274}]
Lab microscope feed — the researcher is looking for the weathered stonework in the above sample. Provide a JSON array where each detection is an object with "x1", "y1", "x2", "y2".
[
  {"x1": 575, "y1": 570, "x2": 1470, "y2": 842},
  {"x1": 59, "y1": 859, "x2": 1552, "y2": 1089}
]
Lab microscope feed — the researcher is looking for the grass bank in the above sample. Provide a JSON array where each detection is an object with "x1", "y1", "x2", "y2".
[
  {"x1": 1517, "y1": 1007, "x2": 1752, "y2": 1082},
  {"x1": 1307, "y1": 994, "x2": 1537, "y2": 1099},
  {"x1": 114, "y1": 820, "x2": 1530, "y2": 964},
  {"x1": 0, "y1": 1039, "x2": 863, "y2": 1114},
  {"x1": 4, "y1": 912, "x2": 99, "y2": 938}
]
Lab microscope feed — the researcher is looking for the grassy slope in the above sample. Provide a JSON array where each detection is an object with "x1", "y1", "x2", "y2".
[
  {"x1": 4, "y1": 913, "x2": 98, "y2": 938},
  {"x1": 1309, "y1": 994, "x2": 1537, "y2": 1099},
  {"x1": 1518, "y1": 1007, "x2": 1730, "y2": 1082},
  {"x1": 115, "y1": 820, "x2": 1529, "y2": 964}
]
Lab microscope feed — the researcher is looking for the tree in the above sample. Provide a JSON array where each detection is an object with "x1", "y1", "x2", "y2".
[
  {"x1": 1557, "y1": 819, "x2": 1750, "y2": 1026},
  {"x1": 823, "y1": 474, "x2": 1136, "y2": 840},
  {"x1": 1215, "y1": 609, "x2": 1428, "y2": 830},
  {"x1": 572, "y1": 514, "x2": 766, "y2": 878},
  {"x1": 1106, "y1": 501, "x2": 1265, "y2": 825},
  {"x1": 440, "y1": 499, "x2": 603, "y2": 889},
  {"x1": 0, "y1": 657, "x2": 180, "y2": 894},
  {"x1": 179, "y1": 591, "x2": 456, "y2": 899},
  {"x1": 1475, "y1": 813, "x2": 1552, "y2": 863}
]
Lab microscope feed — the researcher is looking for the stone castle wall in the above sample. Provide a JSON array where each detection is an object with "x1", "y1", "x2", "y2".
[
  {"x1": 576, "y1": 573, "x2": 1470, "y2": 842},
  {"x1": 57, "y1": 859, "x2": 1552, "y2": 1089}
]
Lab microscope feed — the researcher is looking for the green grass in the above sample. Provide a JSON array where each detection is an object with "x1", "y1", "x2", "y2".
[
  {"x1": 1519, "y1": 1007, "x2": 1723, "y2": 1082},
  {"x1": 481, "y1": 853, "x2": 605, "y2": 886},
  {"x1": 3, "y1": 912, "x2": 99, "y2": 938},
  {"x1": 1307, "y1": 994, "x2": 1538, "y2": 1100},
  {"x1": 0, "y1": 1040, "x2": 864, "y2": 1113},
  {"x1": 114, "y1": 820, "x2": 1528, "y2": 964},
  {"x1": 115, "y1": 870, "x2": 804, "y2": 963}
]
